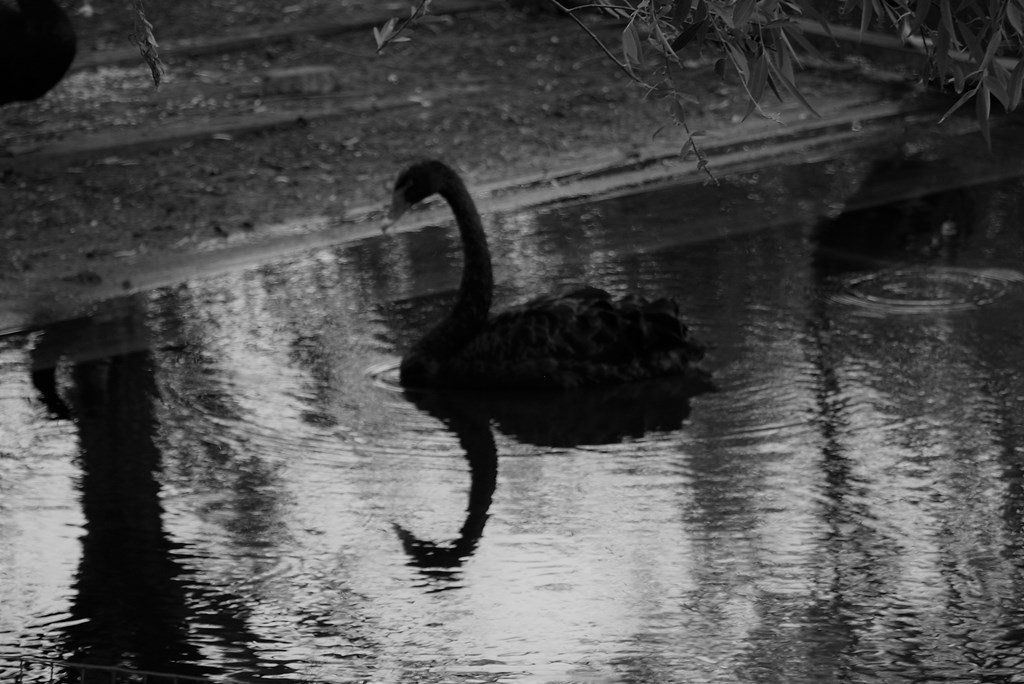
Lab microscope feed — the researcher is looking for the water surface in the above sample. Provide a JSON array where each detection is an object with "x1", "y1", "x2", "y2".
[{"x1": 3, "y1": 148, "x2": 1024, "y2": 683}]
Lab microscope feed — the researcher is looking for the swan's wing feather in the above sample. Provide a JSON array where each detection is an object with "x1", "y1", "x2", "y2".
[
  {"x1": 462, "y1": 289, "x2": 705, "y2": 368},
  {"x1": 420, "y1": 287, "x2": 710, "y2": 389}
]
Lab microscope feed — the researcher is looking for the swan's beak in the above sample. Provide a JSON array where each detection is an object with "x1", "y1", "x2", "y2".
[{"x1": 382, "y1": 192, "x2": 410, "y2": 234}]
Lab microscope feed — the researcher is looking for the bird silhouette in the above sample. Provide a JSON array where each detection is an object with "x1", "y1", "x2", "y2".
[{"x1": 385, "y1": 159, "x2": 711, "y2": 391}]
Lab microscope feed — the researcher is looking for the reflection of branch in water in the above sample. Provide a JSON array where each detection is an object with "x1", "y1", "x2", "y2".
[
  {"x1": 799, "y1": 152, "x2": 979, "y2": 653},
  {"x1": 394, "y1": 377, "x2": 708, "y2": 575},
  {"x1": 806, "y1": 151, "x2": 977, "y2": 525},
  {"x1": 62, "y1": 353, "x2": 205, "y2": 676},
  {"x1": 27, "y1": 313, "x2": 274, "y2": 679}
]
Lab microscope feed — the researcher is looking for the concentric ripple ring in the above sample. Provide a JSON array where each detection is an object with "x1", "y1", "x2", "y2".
[{"x1": 830, "y1": 267, "x2": 1023, "y2": 315}]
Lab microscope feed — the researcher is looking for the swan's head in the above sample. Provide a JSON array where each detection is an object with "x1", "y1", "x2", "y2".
[{"x1": 383, "y1": 160, "x2": 453, "y2": 231}]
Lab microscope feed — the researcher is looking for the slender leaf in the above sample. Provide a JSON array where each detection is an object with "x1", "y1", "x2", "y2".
[
  {"x1": 733, "y1": 0, "x2": 757, "y2": 28},
  {"x1": 985, "y1": 73, "x2": 1009, "y2": 109},
  {"x1": 670, "y1": 97, "x2": 688, "y2": 124},
  {"x1": 789, "y1": 0, "x2": 831, "y2": 33},
  {"x1": 934, "y1": 23, "x2": 951, "y2": 76},
  {"x1": 725, "y1": 43, "x2": 749, "y2": 80},
  {"x1": 765, "y1": 51, "x2": 819, "y2": 116},
  {"x1": 1008, "y1": 55, "x2": 1024, "y2": 109},
  {"x1": 939, "y1": 85, "x2": 979, "y2": 122},
  {"x1": 953, "y1": 61, "x2": 969, "y2": 92},
  {"x1": 979, "y1": 27, "x2": 1002, "y2": 70},
  {"x1": 772, "y1": 23, "x2": 806, "y2": 74},
  {"x1": 623, "y1": 18, "x2": 642, "y2": 66},
  {"x1": 940, "y1": 0, "x2": 956, "y2": 37},
  {"x1": 1008, "y1": 1, "x2": 1023, "y2": 35},
  {"x1": 977, "y1": 81, "x2": 992, "y2": 149},
  {"x1": 959, "y1": 21, "x2": 984, "y2": 64},
  {"x1": 991, "y1": 53, "x2": 1011, "y2": 82},
  {"x1": 751, "y1": 51, "x2": 769, "y2": 99},
  {"x1": 911, "y1": 0, "x2": 932, "y2": 32},
  {"x1": 740, "y1": 52, "x2": 769, "y2": 120},
  {"x1": 681, "y1": 137, "x2": 696, "y2": 158},
  {"x1": 671, "y1": 18, "x2": 707, "y2": 51},
  {"x1": 693, "y1": 11, "x2": 710, "y2": 50},
  {"x1": 671, "y1": 0, "x2": 694, "y2": 28},
  {"x1": 692, "y1": 0, "x2": 709, "y2": 25},
  {"x1": 776, "y1": 33, "x2": 796, "y2": 84},
  {"x1": 780, "y1": 22, "x2": 825, "y2": 61},
  {"x1": 859, "y1": 0, "x2": 874, "y2": 37}
]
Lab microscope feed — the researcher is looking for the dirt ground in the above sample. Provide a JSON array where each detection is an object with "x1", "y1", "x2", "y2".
[{"x1": 0, "y1": 0, "x2": 910, "y2": 314}]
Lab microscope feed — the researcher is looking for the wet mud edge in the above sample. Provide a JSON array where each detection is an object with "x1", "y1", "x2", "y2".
[{"x1": 0, "y1": 97, "x2": 990, "y2": 336}]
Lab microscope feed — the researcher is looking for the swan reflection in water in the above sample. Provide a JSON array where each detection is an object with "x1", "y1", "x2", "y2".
[{"x1": 393, "y1": 376, "x2": 706, "y2": 576}]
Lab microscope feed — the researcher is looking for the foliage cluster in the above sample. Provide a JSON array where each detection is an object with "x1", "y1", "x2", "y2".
[
  {"x1": 379, "y1": 0, "x2": 1024, "y2": 152},
  {"x1": 583, "y1": 0, "x2": 1023, "y2": 146}
]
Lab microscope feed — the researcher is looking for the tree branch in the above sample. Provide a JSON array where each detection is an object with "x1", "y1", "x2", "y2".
[{"x1": 547, "y1": 0, "x2": 647, "y2": 86}]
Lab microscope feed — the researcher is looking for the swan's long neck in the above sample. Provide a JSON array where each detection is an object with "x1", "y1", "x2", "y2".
[
  {"x1": 412, "y1": 170, "x2": 493, "y2": 358},
  {"x1": 445, "y1": 173, "x2": 493, "y2": 326}
]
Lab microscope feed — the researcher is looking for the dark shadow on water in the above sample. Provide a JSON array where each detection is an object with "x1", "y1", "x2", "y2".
[
  {"x1": 30, "y1": 365, "x2": 72, "y2": 420},
  {"x1": 395, "y1": 377, "x2": 707, "y2": 577},
  {"x1": 813, "y1": 153, "x2": 976, "y2": 276}
]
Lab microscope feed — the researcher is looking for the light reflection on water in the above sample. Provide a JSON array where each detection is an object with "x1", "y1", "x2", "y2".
[{"x1": 2, "y1": 152, "x2": 1024, "y2": 682}]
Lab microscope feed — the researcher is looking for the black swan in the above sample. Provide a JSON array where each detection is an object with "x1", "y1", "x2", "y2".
[
  {"x1": 0, "y1": 0, "x2": 77, "y2": 105},
  {"x1": 384, "y1": 159, "x2": 711, "y2": 391}
]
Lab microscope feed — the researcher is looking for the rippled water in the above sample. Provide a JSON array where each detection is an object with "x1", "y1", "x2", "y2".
[{"x1": 3, "y1": 150, "x2": 1024, "y2": 683}]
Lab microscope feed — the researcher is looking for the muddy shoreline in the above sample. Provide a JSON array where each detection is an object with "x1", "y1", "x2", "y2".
[{"x1": 1, "y1": 2, "x2": 932, "y2": 329}]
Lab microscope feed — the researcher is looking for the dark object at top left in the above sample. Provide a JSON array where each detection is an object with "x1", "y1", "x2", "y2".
[{"x1": 0, "y1": 0, "x2": 77, "y2": 105}]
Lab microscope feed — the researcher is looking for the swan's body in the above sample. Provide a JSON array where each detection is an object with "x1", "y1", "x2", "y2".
[
  {"x1": 386, "y1": 160, "x2": 709, "y2": 390},
  {"x1": 0, "y1": 0, "x2": 77, "y2": 105}
]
